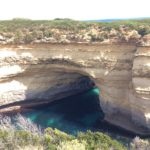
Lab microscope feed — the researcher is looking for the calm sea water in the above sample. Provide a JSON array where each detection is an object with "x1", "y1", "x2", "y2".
[
  {"x1": 11, "y1": 88, "x2": 135, "y2": 137},
  {"x1": 18, "y1": 88, "x2": 104, "y2": 135}
]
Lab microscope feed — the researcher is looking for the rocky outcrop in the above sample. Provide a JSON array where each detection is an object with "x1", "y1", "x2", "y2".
[{"x1": 0, "y1": 43, "x2": 150, "y2": 136}]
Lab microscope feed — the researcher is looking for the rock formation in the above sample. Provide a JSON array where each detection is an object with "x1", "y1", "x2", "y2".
[{"x1": 0, "y1": 43, "x2": 150, "y2": 136}]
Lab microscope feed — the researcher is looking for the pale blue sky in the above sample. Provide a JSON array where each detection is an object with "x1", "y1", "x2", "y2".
[{"x1": 0, "y1": 0, "x2": 150, "y2": 20}]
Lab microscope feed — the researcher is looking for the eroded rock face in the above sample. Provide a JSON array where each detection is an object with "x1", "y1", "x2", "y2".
[{"x1": 0, "y1": 43, "x2": 150, "y2": 135}]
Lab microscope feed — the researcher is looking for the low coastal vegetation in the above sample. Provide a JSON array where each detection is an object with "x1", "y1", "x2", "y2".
[
  {"x1": 0, "y1": 128, "x2": 126, "y2": 150},
  {"x1": 0, "y1": 114, "x2": 149, "y2": 150},
  {"x1": 0, "y1": 18, "x2": 150, "y2": 44}
]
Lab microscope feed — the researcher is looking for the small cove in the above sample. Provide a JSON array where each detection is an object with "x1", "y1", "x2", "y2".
[{"x1": 10, "y1": 88, "x2": 136, "y2": 139}]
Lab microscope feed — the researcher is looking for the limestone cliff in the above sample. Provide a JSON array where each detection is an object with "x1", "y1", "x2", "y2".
[{"x1": 0, "y1": 43, "x2": 149, "y2": 136}]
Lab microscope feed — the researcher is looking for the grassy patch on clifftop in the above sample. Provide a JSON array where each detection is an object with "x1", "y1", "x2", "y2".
[
  {"x1": 0, "y1": 18, "x2": 150, "y2": 44},
  {"x1": 0, "y1": 18, "x2": 150, "y2": 32},
  {"x1": 0, "y1": 18, "x2": 91, "y2": 32}
]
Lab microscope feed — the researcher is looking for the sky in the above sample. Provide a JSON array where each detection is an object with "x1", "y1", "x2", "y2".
[{"x1": 0, "y1": 0, "x2": 150, "y2": 20}]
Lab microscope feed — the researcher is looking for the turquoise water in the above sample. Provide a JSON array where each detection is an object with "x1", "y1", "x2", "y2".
[
  {"x1": 10, "y1": 87, "x2": 138, "y2": 138},
  {"x1": 17, "y1": 88, "x2": 105, "y2": 135}
]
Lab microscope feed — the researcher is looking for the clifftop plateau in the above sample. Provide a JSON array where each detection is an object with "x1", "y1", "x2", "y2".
[{"x1": 0, "y1": 18, "x2": 150, "y2": 46}]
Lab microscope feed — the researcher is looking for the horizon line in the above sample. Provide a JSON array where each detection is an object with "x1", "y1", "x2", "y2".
[{"x1": 0, "y1": 16, "x2": 150, "y2": 21}]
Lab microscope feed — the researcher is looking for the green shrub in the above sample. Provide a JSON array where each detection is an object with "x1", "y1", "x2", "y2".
[
  {"x1": 32, "y1": 30, "x2": 44, "y2": 39},
  {"x1": 45, "y1": 128, "x2": 74, "y2": 144},
  {"x1": 57, "y1": 139, "x2": 86, "y2": 150},
  {"x1": 24, "y1": 33, "x2": 34, "y2": 43},
  {"x1": 136, "y1": 27, "x2": 150, "y2": 36},
  {"x1": 77, "y1": 130, "x2": 126, "y2": 150},
  {"x1": 43, "y1": 29, "x2": 53, "y2": 37},
  {"x1": 14, "y1": 30, "x2": 24, "y2": 43}
]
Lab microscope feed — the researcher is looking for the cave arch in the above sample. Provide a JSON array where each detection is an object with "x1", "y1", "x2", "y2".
[{"x1": 0, "y1": 43, "x2": 150, "y2": 136}]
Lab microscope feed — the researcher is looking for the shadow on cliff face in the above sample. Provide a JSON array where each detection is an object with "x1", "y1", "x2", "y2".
[{"x1": 0, "y1": 63, "x2": 96, "y2": 109}]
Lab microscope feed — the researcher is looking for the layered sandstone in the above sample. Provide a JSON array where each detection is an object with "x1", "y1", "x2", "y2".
[{"x1": 0, "y1": 43, "x2": 150, "y2": 136}]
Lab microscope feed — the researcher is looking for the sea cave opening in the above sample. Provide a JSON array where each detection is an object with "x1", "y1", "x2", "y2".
[
  {"x1": 20, "y1": 87, "x2": 104, "y2": 135},
  {"x1": 16, "y1": 74, "x2": 105, "y2": 135},
  {"x1": 8, "y1": 71, "x2": 137, "y2": 137}
]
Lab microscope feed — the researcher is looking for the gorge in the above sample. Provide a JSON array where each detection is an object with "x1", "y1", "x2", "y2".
[{"x1": 0, "y1": 43, "x2": 150, "y2": 136}]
